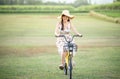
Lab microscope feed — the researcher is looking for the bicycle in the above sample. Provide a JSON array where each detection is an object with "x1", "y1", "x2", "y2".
[{"x1": 56, "y1": 34, "x2": 82, "y2": 79}]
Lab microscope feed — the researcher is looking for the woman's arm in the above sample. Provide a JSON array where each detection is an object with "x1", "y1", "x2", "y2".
[
  {"x1": 55, "y1": 22, "x2": 60, "y2": 36},
  {"x1": 70, "y1": 22, "x2": 82, "y2": 36}
]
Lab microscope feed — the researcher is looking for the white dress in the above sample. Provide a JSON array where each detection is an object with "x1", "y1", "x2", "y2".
[{"x1": 56, "y1": 22, "x2": 76, "y2": 56}]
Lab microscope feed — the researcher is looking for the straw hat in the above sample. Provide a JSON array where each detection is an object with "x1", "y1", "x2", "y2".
[{"x1": 57, "y1": 10, "x2": 74, "y2": 19}]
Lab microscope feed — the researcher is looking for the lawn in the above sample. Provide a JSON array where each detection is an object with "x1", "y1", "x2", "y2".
[
  {"x1": 0, "y1": 47, "x2": 120, "y2": 79},
  {"x1": 0, "y1": 13, "x2": 120, "y2": 79}
]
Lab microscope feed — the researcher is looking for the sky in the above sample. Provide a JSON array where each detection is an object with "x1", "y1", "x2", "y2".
[
  {"x1": 43, "y1": 0, "x2": 114, "y2": 4},
  {"x1": 43, "y1": 0, "x2": 75, "y2": 3},
  {"x1": 89, "y1": 0, "x2": 114, "y2": 4}
]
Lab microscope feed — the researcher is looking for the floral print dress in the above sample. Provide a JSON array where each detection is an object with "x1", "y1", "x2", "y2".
[{"x1": 56, "y1": 22, "x2": 76, "y2": 56}]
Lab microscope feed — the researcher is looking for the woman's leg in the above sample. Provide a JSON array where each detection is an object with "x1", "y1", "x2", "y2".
[
  {"x1": 59, "y1": 52, "x2": 67, "y2": 70},
  {"x1": 61, "y1": 52, "x2": 66, "y2": 64}
]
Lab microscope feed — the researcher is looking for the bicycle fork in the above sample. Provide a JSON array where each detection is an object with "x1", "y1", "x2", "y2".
[
  {"x1": 65, "y1": 52, "x2": 69, "y2": 67},
  {"x1": 65, "y1": 52, "x2": 73, "y2": 69}
]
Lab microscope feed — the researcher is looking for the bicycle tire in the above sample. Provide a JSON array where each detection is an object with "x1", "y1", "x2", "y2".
[{"x1": 69, "y1": 56, "x2": 72, "y2": 79}]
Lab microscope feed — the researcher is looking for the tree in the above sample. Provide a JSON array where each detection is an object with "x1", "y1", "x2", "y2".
[
  {"x1": 73, "y1": 0, "x2": 89, "y2": 7},
  {"x1": 116, "y1": 0, "x2": 120, "y2": 1},
  {"x1": 0, "y1": 0, "x2": 43, "y2": 5}
]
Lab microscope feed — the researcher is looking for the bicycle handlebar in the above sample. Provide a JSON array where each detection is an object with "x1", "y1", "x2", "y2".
[{"x1": 55, "y1": 34, "x2": 82, "y2": 43}]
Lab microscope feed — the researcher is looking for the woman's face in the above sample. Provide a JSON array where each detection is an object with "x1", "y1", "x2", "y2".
[{"x1": 62, "y1": 15, "x2": 69, "y2": 22}]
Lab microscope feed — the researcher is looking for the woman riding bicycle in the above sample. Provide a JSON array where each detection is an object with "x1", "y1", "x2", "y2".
[{"x1": 55, "y1": 10, "x2": 82, "y2": 70}]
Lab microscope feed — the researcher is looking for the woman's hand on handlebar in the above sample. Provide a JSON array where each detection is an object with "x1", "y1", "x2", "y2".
[
  {"x1": 76, "y1": 33, "x2": 83, "y2": 37},
  {"x1": 55, "y1": 33, "x2": 60, "y2": 37}
]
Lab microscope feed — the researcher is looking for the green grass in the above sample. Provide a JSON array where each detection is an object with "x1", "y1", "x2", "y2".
[
  {"x1": 98, "y1": 11, "x2": 120, "y2": 18},
  {"x1": 0, "y1": 13, "x2": 120, "y2": 79},
  {"x1": 0, "y1": 47, "x2": 120, "y2": 79},
  {"x1": 0, "y1": 14, "x2": 120, "y2": 46}
]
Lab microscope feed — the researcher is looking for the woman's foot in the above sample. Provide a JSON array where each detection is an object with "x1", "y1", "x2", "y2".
[{"x1": 59, "y1": 64, "x2": 64, "y2": 70}]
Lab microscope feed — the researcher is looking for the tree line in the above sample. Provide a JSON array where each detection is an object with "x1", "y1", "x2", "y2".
[
  {"x1": 0, "y1": 0, "x2": 89, "y2": 7},
  {"x1": 0, "y1": 0, "x2": 120, "y2": 7}
]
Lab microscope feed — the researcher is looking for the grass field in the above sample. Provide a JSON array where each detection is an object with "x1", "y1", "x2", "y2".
[
  {"x1": 0, "y1": 13, "x2": 120, "y2": 79},
  {"x1": 98, "y1": 11, "x2": 120, "y2": 18}
]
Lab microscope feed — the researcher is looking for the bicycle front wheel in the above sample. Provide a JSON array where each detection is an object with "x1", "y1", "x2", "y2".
[{"x1": 68, "y1": 57, "x2": 73, "y2": 79}]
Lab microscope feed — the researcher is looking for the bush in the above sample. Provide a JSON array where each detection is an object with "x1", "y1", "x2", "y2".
[
  {"x1": 94, "y1": 2, "x2": 120, "y2": 11},
  {"x1": 0, "y1": 5, "x2": 75, "y2": 13}
]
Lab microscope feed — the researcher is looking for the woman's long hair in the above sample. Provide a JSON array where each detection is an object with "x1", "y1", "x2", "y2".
[{"x1": 61, "y1": 15, "x2": 70, "y2": 30}]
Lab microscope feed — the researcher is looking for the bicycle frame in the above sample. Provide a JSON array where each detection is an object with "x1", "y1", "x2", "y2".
[
  {"x1": 56, "y1": 35, "x2": 81, "y2": 79},
  {"x1": 64, "y1": 50, "x2": 73, "y2": 78}
]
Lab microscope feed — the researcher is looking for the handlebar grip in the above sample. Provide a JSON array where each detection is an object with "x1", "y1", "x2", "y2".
[
  {"x1": 74, "y1": 34, "x2": 83, "y2": 37},
  {"x1": 79, "y1": 34, "x2": 83, "y2": 37}
]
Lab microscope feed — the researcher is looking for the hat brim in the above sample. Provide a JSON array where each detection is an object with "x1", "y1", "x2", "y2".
[{"x1": 57, "y1": 14, "x2": 74, "y2": 19}]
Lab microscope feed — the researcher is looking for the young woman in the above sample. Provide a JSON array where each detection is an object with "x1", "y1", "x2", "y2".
[{"x1": 55, "y1": 10, "x2": 82, "y2": 70}]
